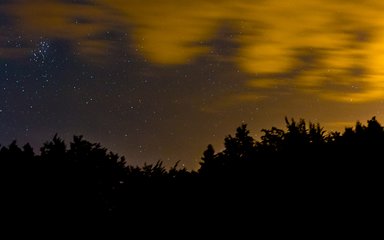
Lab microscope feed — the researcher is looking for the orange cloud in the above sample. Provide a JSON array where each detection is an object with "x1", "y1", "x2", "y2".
[
  {"x1": 2, "y1": 0, "x2": 384, "y2": 103},
  {"x1": 1, "y1": 0, "x2": 116, "y2": 59}
]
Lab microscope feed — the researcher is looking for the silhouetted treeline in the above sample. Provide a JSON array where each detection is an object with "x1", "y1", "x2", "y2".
[
  {"x1": 0, "y1": 134, "x2": 196, "y2": 221},
  {"x1": 1, "y1": 117, "x2": 383, "y2": 221},
  {"x1": 199, "y1": 116, "x2": 384, "y2": 180}
]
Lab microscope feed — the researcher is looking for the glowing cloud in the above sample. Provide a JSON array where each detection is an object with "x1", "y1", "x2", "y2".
[{"x1": 2, "y1": 0, "x2": 384, "y2": 103}]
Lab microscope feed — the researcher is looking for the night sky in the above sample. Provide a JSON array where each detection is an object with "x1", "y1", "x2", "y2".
[{"x1": 1, "y1": 0, "x2": 384, "y2": 169}]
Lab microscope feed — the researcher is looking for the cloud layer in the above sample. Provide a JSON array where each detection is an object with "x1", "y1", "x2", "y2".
[{"x1": 2, "y1": 0, "x2": 384, "y2": 102}]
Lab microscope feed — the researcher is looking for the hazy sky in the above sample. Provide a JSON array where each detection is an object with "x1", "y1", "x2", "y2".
[{"x1": 1, "y1": 0, "x2": 384, "y2": 169}]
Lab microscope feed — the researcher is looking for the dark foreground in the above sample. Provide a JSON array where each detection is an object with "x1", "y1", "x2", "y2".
[{"x1": 0, "y1": 118, "x2": 382, "y2": 233}]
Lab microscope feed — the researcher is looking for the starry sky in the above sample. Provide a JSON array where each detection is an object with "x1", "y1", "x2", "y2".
[{"x1": 1, "y1": 0, "x2": 384, "y2": 169}]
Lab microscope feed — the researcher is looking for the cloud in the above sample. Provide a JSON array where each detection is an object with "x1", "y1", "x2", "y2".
[
  {"x1": 0, "y1": 0, "x2": 117, "y2": 59},
  {"x1": 2, "y1": 0, "x2": 384, "y2": 103},
  {"x1": 104, "y1": 0, "x2": 384, "y2": 103}
]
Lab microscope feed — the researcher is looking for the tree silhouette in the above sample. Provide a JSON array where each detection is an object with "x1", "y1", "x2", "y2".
[
  {"x1": 1, "y1": 116, "x2": 383, "y2": 220},
  {"x1": 223, "y1": 124, "x2": 255, "y2": 162},
  {"x1": 259, "y1": 127, "x2": 285, "y2": 153},
  {"x1": 199, "y1": 144, "x2": 216, "y2": 176}
]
